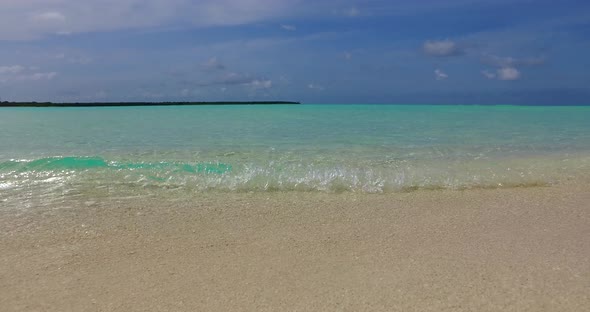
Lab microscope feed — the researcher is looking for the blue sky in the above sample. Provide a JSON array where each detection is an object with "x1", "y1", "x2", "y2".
[{"x1": 0, "y1": 0, "x2": 589, "y2": 104}]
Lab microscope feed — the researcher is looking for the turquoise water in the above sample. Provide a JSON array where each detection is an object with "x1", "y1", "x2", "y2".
[{"x1": 1, "y1": 105, "x2": 590, "y2": 205}]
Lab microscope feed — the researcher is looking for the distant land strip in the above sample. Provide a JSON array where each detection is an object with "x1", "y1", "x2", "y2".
[{"x1": 0, "y1": 101, "x2": 300, "y2": 107}]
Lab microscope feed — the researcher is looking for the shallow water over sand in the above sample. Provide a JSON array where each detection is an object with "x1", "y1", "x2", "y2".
[{"x1": 1, "y1": 105, "x2": 590, "y2": 208}]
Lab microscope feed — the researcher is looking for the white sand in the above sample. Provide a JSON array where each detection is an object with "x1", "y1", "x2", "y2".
[{"x1": 1, "y1": 185, "x2": 589, "y2": 311}]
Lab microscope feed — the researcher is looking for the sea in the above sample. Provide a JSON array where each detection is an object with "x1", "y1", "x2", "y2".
[{"x1": 1, "y1": 104, "x2": 590, "y2": 209}]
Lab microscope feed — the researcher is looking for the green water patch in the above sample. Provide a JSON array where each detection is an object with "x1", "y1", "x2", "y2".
[
  {"x1": 24, "y1": 157, "x2": 109, "y2": 170},
  {"x1": 0, "y1": 157, "x2": 232, "y2": 175}
]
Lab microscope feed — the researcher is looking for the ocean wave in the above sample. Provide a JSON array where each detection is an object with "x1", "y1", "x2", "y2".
[{"x1": 1, "y1": 155, "x2": 589, "y2": 195}]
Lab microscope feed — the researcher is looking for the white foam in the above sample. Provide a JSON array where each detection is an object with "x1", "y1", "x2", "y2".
[{"x1": 0, "y1": 182, "x2": 14, "y2": 190}]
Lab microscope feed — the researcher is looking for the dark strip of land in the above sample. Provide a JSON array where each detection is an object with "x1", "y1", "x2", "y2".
[{"x1": 0, "y1": 101, "x2": 300, "y2": 107}]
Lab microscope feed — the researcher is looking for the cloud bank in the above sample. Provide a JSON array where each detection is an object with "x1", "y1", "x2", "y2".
[
  {"x1": 423, "y1": 40, "x2": 463, "y2": 57},
  {"x1": 0, "y1": 64, "x2": 57, "y2": 83},
  {"x1": 0, "y1": 0, "x2": 299, "y2": 40}
]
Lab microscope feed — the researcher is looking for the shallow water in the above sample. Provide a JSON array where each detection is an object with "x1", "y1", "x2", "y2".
[{"x1": 1, "y1": 105, "x2": 590, "y2": 208}]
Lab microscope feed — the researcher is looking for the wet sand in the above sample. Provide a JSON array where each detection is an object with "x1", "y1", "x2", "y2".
[{"x1": 1, "y1": 185, "x2": 589, "y2": 311}]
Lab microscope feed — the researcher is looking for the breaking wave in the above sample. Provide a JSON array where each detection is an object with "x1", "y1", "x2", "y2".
[{"x1": 2, "y1": 155, "x2": 589, "y2": 199}]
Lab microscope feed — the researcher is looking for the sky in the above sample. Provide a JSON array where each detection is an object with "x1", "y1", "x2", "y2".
[{"x1": 0, "y1": 0, "x2": 589, "y2": 104}]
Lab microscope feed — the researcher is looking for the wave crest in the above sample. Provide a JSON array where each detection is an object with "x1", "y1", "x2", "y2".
[{"x1": 2, "y1": 155, "x2": 588, "y2": 195}]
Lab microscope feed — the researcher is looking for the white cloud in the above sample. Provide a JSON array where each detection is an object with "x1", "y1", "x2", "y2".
[
  {"x1": 308, "y1": 83, "x2": 324, "y2": 91},
  {"x1": 482, "y1": 67, "x2": 521, "y2": 81},
  {"x1": 481, "y1": 67, "x2": 521, "y2": 81},
  {"x1": 0, "y1": 65, "x2": 25, "y2": 74},
  {"x1": 246, "y1": 79, "x2": 272, "y2": 89},
  {"x1": 31, "y1": 11, "x2": 66, "y2": 22},
  {"x1": 195, "y1": 71, "x2": 272, "y2": 90},
  {"x1": 343, "y1": 51, "x2": 352, "y2": 60},
  {"x1": 423, "y1": 40, "x2": 463, "y2": 57},
  {"x1": 30, "y1": 72, "x2": 57, "y2": 80},
  {"x1": 482, "y1": 54, "x2": 545, "y2": 68},
  {"x1": 203, "y1": 57, "x2": 225, "y2": 70},
  {"x1": 480, "y1": 54, "x2": 542, "y2": 81},
  {"x1": 434, "y1": 69, "x2": 448, "y2": 80},
  {"x1": 0, "y1": 0, "x2": 299, "y2": 40},
  {"x1": 0, "y1": 65, "x2": 57, "y2": 83},
  {"x1": 481, "y1": 70, "x2": 496, "y2": 79},
  {"x1": 180, "y1": 88, "x2": 201, "y2": 97},
  {"x1": 280, "y1": 24, "x2": 296, "y2": 31},
  {"x1": 496, "y1": 67, "x2": 520, "y2": 80}
]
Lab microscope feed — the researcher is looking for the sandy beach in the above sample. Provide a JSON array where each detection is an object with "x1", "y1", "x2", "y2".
[
  {"x1": 1, "y1": 185, "x2": 589, "y2": 311},
  {"x1": 3, "y1": 0, "x2": 590, "y2": 310}
]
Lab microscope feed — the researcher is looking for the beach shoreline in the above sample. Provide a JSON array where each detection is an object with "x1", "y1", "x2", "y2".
[{"x1": 1, "y1": 184, "x2": 589, "y2": 311}]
